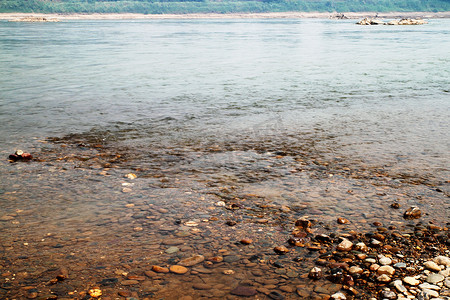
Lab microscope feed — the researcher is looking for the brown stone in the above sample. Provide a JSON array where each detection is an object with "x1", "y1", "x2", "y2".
[
  {"x1": 151, "y1": 266, "x2": 169, "y2": 273},
  {"x1": 274, "y1": 246, "x2": 289, "y2": 254},
  {"x1": 121, "y1": 280, "x2": 139, "y2": 286},
  {"x1": 118, "y1": 290, "x2": 131, "y2": 297},
  {"x1": 231, "y1": 286, "x2": 257, "y2": 296},
  {"x1": 169, "y1": 265, "x2": 189, "y2": 274},
  {"x1": 403, "y1": 207, "x2": 421, "y2": 219},
  {"x1": 127, "y1": 275, "x2": 146, "y2": 281},
  {"x1": 240, "y1": 238, "x2": 253, "y2": 245},
  {"x1": 179, "y1": 255, "x2": 205, "y2": 266},
  {"x1": 144, "y1": 270, "x2": 157, "y2": 277},
  {"x1": 337, "y1": 217, "x2": 350, "y2": 224}
]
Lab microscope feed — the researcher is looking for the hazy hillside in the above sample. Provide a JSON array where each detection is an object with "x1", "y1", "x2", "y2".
[{"x1": 1, "y1": 0, "x2": 449, "y2": 14}]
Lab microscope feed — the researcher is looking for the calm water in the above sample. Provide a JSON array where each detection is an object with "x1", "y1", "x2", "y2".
[
  {"x1": 0, "y1": 18, "x2": 449, "y2": 299},
  {"x1": 0, "y1": 19, "x2": 449, "y2": 181}
]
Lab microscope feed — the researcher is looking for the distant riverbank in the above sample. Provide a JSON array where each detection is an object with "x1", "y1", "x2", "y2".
[{"x1": 1, "y1": 11, "x2": 450, "y2": 20}]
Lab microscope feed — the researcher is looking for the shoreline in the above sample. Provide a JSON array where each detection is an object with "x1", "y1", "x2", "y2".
[{"x1": 1, "y1": 11, "x2": 450, "y2": 20}]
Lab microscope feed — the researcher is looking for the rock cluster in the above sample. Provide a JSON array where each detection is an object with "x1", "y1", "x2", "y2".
[
  {"x1": 294, "y1": 217, "x2": 450, "y2": 299},
  {"x1": 10, "y1": 17, "x2": 59, "y2": 22},
  {"x1": 8, "y1": 149, "x2": 32, "y2": 162},
  {"x1": 357, "y1": 17, "x2": 428, "y2": 25}
]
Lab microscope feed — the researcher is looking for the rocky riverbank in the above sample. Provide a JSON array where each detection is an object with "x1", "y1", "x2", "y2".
[{"x1": 1, "y1": 131, "x2": 448, "y2": 299}]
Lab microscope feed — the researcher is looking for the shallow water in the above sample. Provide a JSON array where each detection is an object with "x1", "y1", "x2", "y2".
[{"x1": 0, "y1": 19, "x2": 449, "y2": 299}]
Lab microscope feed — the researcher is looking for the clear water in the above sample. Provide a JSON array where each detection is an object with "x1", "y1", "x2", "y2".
[
  {"x1": 0, "y1": 19, "x2": 449, "y2": 181},
  {"x1": 0, "y1": 18, "x2": 449, "y2": 299}
]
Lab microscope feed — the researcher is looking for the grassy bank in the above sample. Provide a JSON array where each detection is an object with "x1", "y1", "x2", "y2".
[{"x1": 0, "y1": 0, "x2": 449, "y2": 14}]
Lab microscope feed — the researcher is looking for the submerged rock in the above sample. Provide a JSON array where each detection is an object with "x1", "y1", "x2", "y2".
[{"x1": 403, "y1": 206, "x2": 422, "y2": 219}]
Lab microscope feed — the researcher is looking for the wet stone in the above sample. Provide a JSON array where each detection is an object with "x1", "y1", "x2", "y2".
[
  {"x1": 403, "y1": 206, "x2": 422, "y2": 219},
  {"x1": 279, "y1": 285, "x2": 295, "y2": 293},
  {"x1": 268, "y1": 291, "x2": 285, "y2": 300},
  {"x1": 170, "y1": 265, "x2": 188, "y2": 274},
  {"x1": 223, "y1": 255, "x2": 240, "y2": 263},
  {"x1": 98, "y1": 278, "x2": 118, "y2": 286},
  {"x1": 179, "y1": 255, "x2": 205, "y2": 266},
  {"x1": 165, "y1": 246, "x2": 179, "y2": 254},
  {"x1": 231, "y1": 286, "x2": 257, "y2": 297},
  {"x1": 121, "y1": 280, "x2": 139, "y2": 285},
  {"x1": 152, "y1": 266, "x2": 169, "y2": 273},
  {"x1": 274, "y1": 246, "x2": 289, "y2": 254},
  {"x1": 161, "y1": 239, "x2": 185, "y2": 246},
  {"x1": 193, "y1": 283, "x2": 212, "y2": 290}
]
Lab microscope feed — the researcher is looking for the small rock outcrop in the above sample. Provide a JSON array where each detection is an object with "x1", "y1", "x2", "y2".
[
  {"x1": 10, "y1": 17, "x2": 59, "y2": 22},
  {"x1": 357, "y1": 17, "x2": 427, "y2": 25}
]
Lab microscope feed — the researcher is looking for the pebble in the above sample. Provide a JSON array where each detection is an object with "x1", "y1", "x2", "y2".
[
  {"x1": 274, "y1": 246, "x2": 289, "y2": 254},
  {"x1": 377, "y1": 274, "x2": 391, "y2": 282},
  {"x1": 169, "y1": 265, "x2": 188, "y2": 274},
  {"x1": 377, "y1": 266, "x2": 395, "y2": 276},
  {"x1": 230, "y1": 286, "x2": 257, "y2": 296},
  {"x1": 403, "y1": 276, "x2": 421, "y2": 286},
  {"x1": 354, "y1": 242, "x2": 368, "y2": 252},
  {"x1": 370, "y1": 264, "x2": 380, "y2": 271},
  {"x1": 121, "y1": 280, "x2": 139, "y2": 286},
  {"x1": 379, "y1": 256, "x2": 392, "y2": 266},
  {"x1": 240, "y1": 238, "x2": 253, "y2": 245},
  {"x1": 122, "y1": 187, "x2": 132, "y2": 193},
  {"x1": 279, "y1": 285, "x2": 295, "y2": 293},
  {"x1": 152, "y1": 266, "x2": 169, "y2": 273},
  {"x1": 184, "y1": 221, "x2": 198, "y2": 227},
  {"x1": 331, "y1": 291, "x2": 347, "y2": 300},
  {"x1": 165, "y1": 246, "x2": 179, "y2": 254},
  {"x1": 337, "y1": 217, "x2": 350, "y2": 224},
  {"x1": 268, "y1": 291, "x2": 285, "y2": 300},
  {"x1": 348, "y1": 266, "x2": 363, "y2": 275},
  {"x1": 381, "y1": 290, "x2": 396, "y2": 300},
  {"x1": 445, "y1": 278, "x2": 450, "y2": 288},
  {"x1": 0, "y1": 215, "x2": 14, "y2": 221},
  {"x1": 208, "y1": 256, "x2": 223, "y2": 263},
  {"x1": 434, "y1": 256, "x2": 450, "y2": 267},
  {"x1": 88, "y1": 288, "x2": 102, "y2": 297},
  {"x1": 422, "y1": 289, "x2": 439, "y2": 298},
  {"x1": 403, "y1": 206, "x2": 422, "y2": 219},
  {"x1": 223, "y1": 269, "x2": 235, "y2": 275},
  {"x1": 125, "y1": 173, "x2": 137, "y2": 179},
  {"x1": 365, "y1": 258, "x2": 377, "y2": 264},
  {"x1": 426, "y1": 273, "x2": 444, "y2": 284},
  {"x1": 179, "y1": 255, "x2": 205, "y2": 266},
  {"x1": 309, "y1": 267, "x2": 322, "y2": 280},
  {"x1": 392, "y1": 280, "x2": 407, "y2": 293},
  {"x1": 419, "y1": 283, "x2": 440, "y2": 290},
  {"x1": 424, "y1": 261, "x2": 442, "y2": 272},
  {"x1": 336, "y1": 239, "x2": 353, "y2": 252},
  {"x1": 394, "y1": 262, "x2": 407, "y2": 269}
]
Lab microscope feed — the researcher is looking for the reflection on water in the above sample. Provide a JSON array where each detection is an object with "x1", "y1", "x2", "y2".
[{"x1": 0, "y1": 19, "x2": 449, "y2": 299}]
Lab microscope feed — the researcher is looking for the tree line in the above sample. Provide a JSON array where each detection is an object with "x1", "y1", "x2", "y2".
[{"x1": 1, "y1": 0, "x2": 449, "y2": 14}]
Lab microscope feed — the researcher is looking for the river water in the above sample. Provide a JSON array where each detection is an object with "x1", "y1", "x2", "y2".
[{"x1": 0, "y1": 19, "x2": 449, "y2": 299}]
